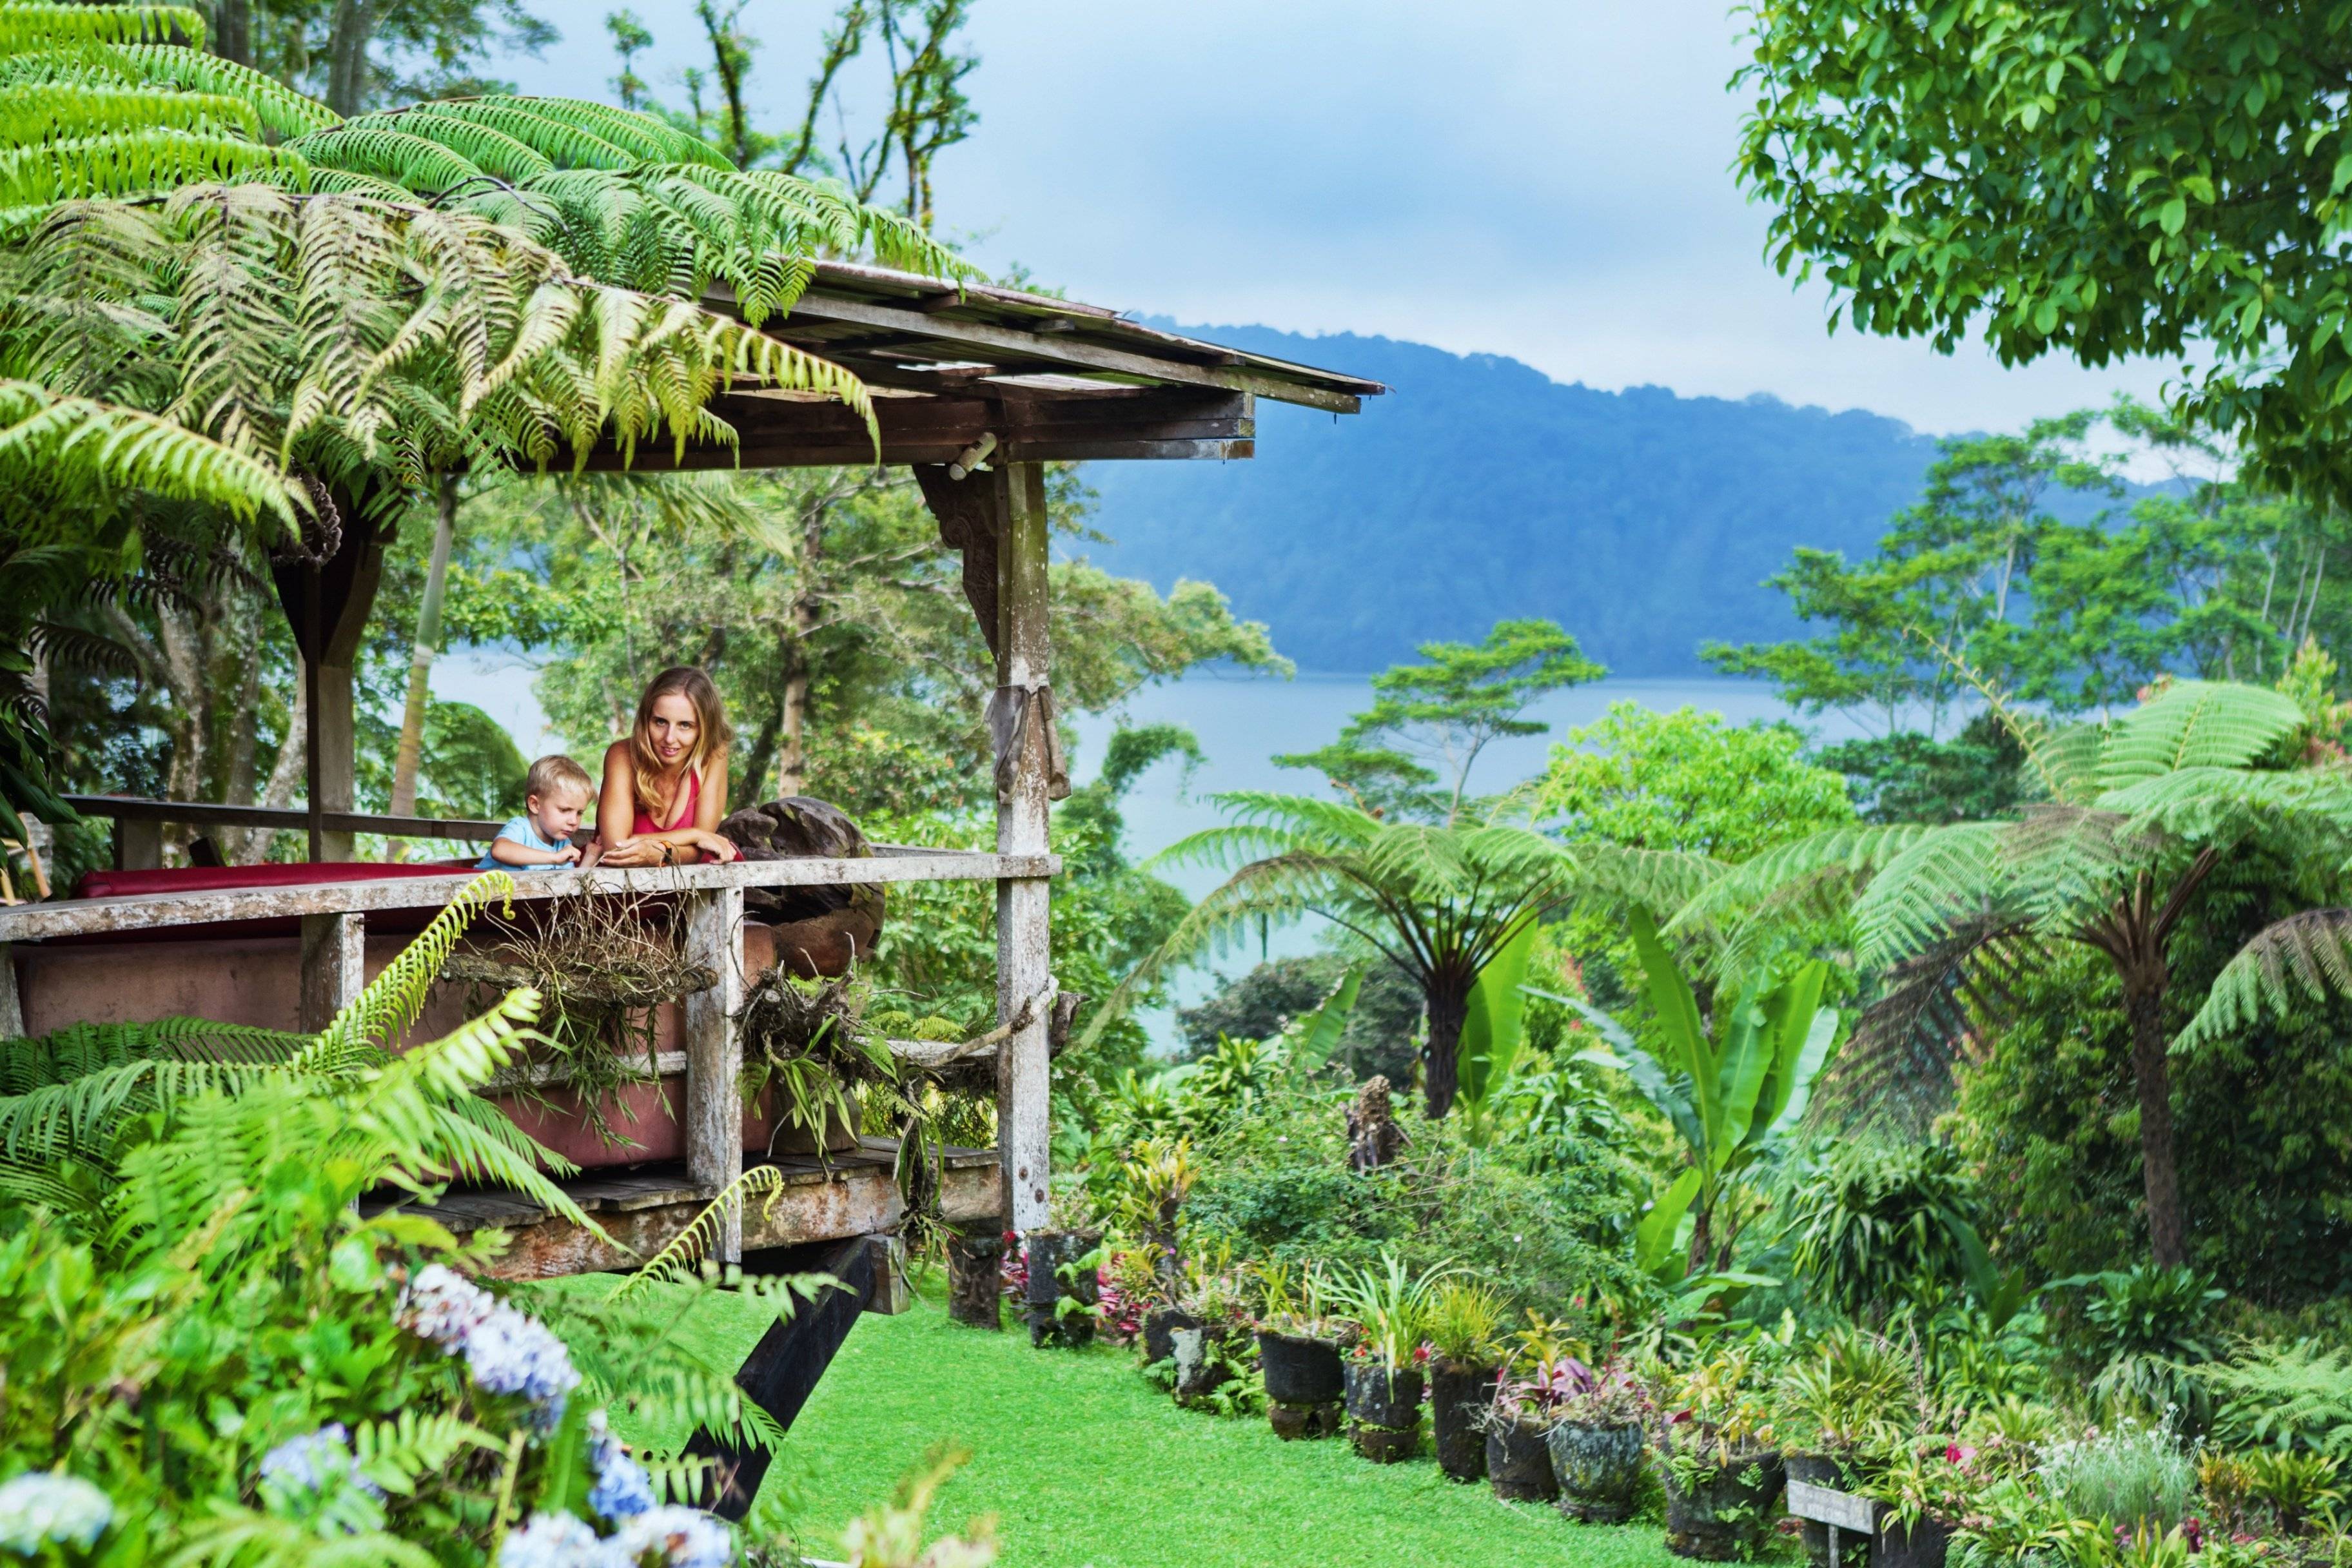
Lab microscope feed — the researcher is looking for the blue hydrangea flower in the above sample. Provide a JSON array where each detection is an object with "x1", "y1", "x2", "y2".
[
  {"x1": 398, "y1": 1264, "x2": 580, "y2": 1426},
  {"x1": 586, "y1": 1415, "x2": 655, "y2": 1522},
  {"x1": 464, "y1": 1304, "x2": 582, "y2": 1424},
  {"x1": 607, "y1": 1505, "x2": 733, "y2": 1568},
  {"x1": 258, "y1": 1423, "x2": 384, "y2": 1500},
  {"x1": 497, "y1": 1511, "x2": 612, "y2": 1568},
  {"x1": 0, "y1": 1472, "x2": 113, "y2": 1554}
]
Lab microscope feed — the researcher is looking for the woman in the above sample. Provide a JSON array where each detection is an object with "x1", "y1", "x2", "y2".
[{"x1": 596, "y1": 666, "x2": 741, "y2": 867}]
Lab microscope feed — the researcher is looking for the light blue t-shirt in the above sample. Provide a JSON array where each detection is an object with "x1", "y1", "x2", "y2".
[{"x1": 478, "y1": 816, "x2": 572, "y2": 871}]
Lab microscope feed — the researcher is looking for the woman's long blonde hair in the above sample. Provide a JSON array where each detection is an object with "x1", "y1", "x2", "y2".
[{"x1": 629, "y1": 666, "x2": 731, "y2": 825}]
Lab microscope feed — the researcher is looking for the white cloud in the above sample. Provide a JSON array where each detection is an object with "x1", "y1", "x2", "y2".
[{"x1": 503, "y1": 0, "x2": 2171, "y2": 433}]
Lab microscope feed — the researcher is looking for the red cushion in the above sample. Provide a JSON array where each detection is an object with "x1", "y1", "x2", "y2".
[{"x1": 77, "y1": 859, "x2": 478, "y2": 901}]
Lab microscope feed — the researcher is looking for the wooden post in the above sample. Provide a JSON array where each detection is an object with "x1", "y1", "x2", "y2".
[
  {"x1": 113, "y1": 816, "x2": 164, "y2": 871},
  {"x1": 299, "y1": 912, "x2": 364, "y2": 1032},
  {"x1": 995, "y1": 462, "x2": 1054, "y2": 1234},
  {"x1": 0, "y1": 944, "x2": 23, "y2": 1039},
  {"x1": 315, "y1": 660, "x2": 358, "y2": 863},
  {"x1": 683, "y1": 885, "x2": 746, "y2": 1262},
  {"x1": 275, "y1": 513, "x2": 386, "y2": 866}
]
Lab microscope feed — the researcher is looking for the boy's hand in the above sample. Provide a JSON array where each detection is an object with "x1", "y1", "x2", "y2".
[{"x1": 558, "y1": 845, "x2": 582, "y2": 866}]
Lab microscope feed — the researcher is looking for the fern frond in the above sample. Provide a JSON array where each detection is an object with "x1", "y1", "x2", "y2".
[
  {"x1": 1816, "y1": 912, "x2": 2035, "y2": 1129},
  {"x1": 1668, "y1": 823, "x2": 1941, "y2": 938},
  {"x1": 2099, "y1": 680, "x2": 2304, "y2": 789},
  {"x1": 611, "y1": 1164, "x2": 788, "y2": 1295},
  {"x1": 1850, "y1": 822, "x2": 2008, "y2": 969},
  {"x1": 0, "y1": 81, "x2": 256, "y2": 142},
  {"x1": 102, "y1": 41, "x2": 335, "y2": 137},
  {"x1": 0, "y1": 5, "x2": 202, "y2": 50},
  {"x1": 2175, "y1": 908, "x2": 2352, "y2": 1052},
  {"x1": 347, "y1": 106, "x2": 551, "y2": 182},
  {"x1": 0, "y1": 126, "x2": 301, "y2": 208},
  {"x1": 0, "y1": 379, "x2": 302, "y2": 525},
  {"x1": 350, "y1": 1410, "x2": 500, "y2": 1496},
  {"x1": 289, "y1": 124, "x2": 484, "y2": 193},
  {"x1": 311, "y1": 869, "x2": 513, "y2": 1057}
]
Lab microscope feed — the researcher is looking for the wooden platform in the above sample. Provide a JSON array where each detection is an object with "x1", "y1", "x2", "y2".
[{"x1": 366, "y1": 1137, "x2": 1004, "y2": 1280}]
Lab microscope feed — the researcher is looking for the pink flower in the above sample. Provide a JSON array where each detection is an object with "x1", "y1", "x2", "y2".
[{"x1": 1945, "y1": 1444, "x2": 1977, "y2": 1465}]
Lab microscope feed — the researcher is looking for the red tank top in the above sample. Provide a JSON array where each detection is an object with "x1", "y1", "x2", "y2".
[{"x1": 632, "y1": 766, "x2": 700, "y2": 837}]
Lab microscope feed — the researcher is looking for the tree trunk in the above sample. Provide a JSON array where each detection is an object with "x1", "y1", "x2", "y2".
[
  {"x1": 212, "y1": 0, "x2": 251, "y2": 66},
  {"x1": 1421, "y1": 981, "x2": 1469, "y2": 1119},
  {"x1": 2124, "y1": 979, "x2": 2188, "y2": 1268},
  {"x1": 324, "y1": 0, "x2": 371, "y2": 116},
  {"x1": 387, "y1": 480, "x2": 456, "y2": 860}
]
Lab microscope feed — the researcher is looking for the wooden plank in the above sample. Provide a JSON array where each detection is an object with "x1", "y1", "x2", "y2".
[
  {"x1": 682, "y1": 885, "x2": 745, "y2": 1262},
  {"x1": 996, "y1": 461, "x2": 1054, "y2": 1235},
  {"x1": 67, "y1": 795, "x2": 502, "y2": 842},
  {"x1": 687, "y1": 1234, "x2": 875, "y2": 1520},
  {"x1": 298, "y1": 911, "x2": 364, "y2": 1032},
  {"x1": 862, "y1": 1233, "x2": 910, "y2": 1315},
  {"x1": 1788, "y1": 1481, "x2": 1879, "y2": 1533},
  {"x1": 482, "y1": 1049, "x2": 687, "y2": 1092},
  {"x1": 770, "y1": 289, "x2": 1366, "y2": 413},
  {"x1": 0, "y1": 850, "x2": 1060, "y2": 943}
]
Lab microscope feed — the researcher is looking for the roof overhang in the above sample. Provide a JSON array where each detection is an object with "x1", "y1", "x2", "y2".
[{"x1": 586, "y1": 259, "x2": 1384, "y2": 472}]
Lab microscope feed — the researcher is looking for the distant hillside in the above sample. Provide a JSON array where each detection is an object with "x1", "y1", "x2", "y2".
[{"x1": 1072, "y1": 326, "x2": 1943, "y2": 676}]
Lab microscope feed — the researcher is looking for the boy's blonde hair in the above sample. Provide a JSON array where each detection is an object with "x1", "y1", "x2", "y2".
[{"x1": 525, "y1": 754, "x2": 594, "y2": 805}]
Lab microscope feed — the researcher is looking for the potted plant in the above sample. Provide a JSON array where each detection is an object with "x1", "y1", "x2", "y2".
[
  {"x1": 1334, "y1": 1253, "x2": 1456, "y2": 1464},
  {"x1": 1253, "y1": 1260, "x2": 1347, "y2": 1439},
  {"x1": 1023, "y1": 1228, "x2": 1104, "y2": 1349},
  {"x1": 1776, "y1": 1330, "x2": 1914, "y2": 1568},
  {"x1": 1547, "y1": 1356, "x2": 1651, "y2": 1524},
  {"x1": 1655, "y1": 1346, "x2": 1787, "y2": 1560},
  {"x1": 1482, "y1": 1360, "x2": 1565, "y2": 1505},
  {"x1": 1425, "y1": 1281, "x2": 1507, "y2": 1483}
]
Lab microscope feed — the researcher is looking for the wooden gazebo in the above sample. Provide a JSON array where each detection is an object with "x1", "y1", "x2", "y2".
[{"x1": 1, "y1": 261, "x2": 1382, "y2": 1266}]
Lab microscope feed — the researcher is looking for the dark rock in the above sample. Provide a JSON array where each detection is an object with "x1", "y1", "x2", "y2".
[{"x1": 718, "y1": 797, "x2": 885, "y2": 975}]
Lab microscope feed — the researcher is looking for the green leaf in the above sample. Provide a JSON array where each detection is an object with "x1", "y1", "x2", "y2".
[
  {"x1": 1636, "y1": 1166, "x2": 1702, "y2": 1281},
  {"x1": 2159, "y1": 196, "x2": 2188, "y2": 235}
]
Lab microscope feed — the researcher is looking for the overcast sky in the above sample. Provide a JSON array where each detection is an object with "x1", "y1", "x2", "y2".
[{"x1": 500, "y1": 1, "x2": 2170, "y2": 436}]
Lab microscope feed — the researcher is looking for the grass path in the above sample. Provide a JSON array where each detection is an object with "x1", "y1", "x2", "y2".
[{"x1": 717, "y1": 1288, "x2": 1686, "y2": 1568}]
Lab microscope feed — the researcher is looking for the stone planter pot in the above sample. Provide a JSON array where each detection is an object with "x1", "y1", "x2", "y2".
[
  {"x1": 1171, "y1": 1326, "x2": 1232, "y2": 1406},
  {"x1": 1665, "y1": 1448, "x2": 1787, "y2": 1560},
  {"x1": 944, "y1": 1230, "x2": 1002, "y2": 1331},
  {"x1": 1141, "y1": 1306, "x2": 1198, "y2": 1367},
  {"x1": 1487, "y1": 1415, "x2": 1561, "y2": 1503},
  {"x1": 1551, "y1": 1419, "x2": 1646, "y2": 1524},
  {"x1": 1257, "y1": 1330, "x2": 1345, "y2": 1406},
  {"x1": 1430, "y1": 1360, "x2": 1499, "y2": 1483},
  {"x1": 1344, "y1": 1362, "x2": 1424, "y2": 1431},
  {"x1": 1022, "y1": 1228, "x2": 1101, "y2": 1349},
  {"x1": 1874, "y1": 1518, "x2": 1952, "y2": 1568}
]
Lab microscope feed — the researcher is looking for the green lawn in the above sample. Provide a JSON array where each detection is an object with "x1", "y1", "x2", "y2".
[{"x1": 581, "y1": 1275, "x2": 1690, "y2": 1568}]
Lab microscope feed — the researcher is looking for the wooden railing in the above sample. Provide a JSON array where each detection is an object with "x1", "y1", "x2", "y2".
[{"x1": 0, "y1": 847, "x2": 1059, "y2": 1261}]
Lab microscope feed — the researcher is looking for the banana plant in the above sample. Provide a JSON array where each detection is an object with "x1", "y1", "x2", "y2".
[
  {"x1": 1541, "y1": 908, "x2": 1838, "y2": 1277},
  {"x1": 1455, "y1": 917, "x2": 1538, "y2": 1145}
]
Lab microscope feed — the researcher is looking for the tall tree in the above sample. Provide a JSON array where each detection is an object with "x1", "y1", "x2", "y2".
[
  {"x1": 1279, "y1": 618, "x2": 1603, "y2": 823},
  {"x1": 1682, "y1": 676, "x2": 2352, "y2": 1268},
  {"x1": 1736, "y1": 1, "x2": 2352, "y2": 504}
]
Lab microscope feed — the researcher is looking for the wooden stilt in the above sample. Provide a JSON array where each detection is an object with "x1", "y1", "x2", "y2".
[
  {"x1": 299, "y1": 911, "x2": 364, "y2": 1032},
  {"x1": 683, "y1": 885, "x2": 747, "y2": 1262},
  {"x1": 994, "y1": 462, "x2": 1055, "y2": 1235}
]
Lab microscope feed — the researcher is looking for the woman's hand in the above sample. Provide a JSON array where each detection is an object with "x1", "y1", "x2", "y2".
[
  {"x1": 689, "y1": 830, "x2": 740, "y2": 864},
  {"x1": 596, "y1": 835, "x2": 664, "y2": 868}
]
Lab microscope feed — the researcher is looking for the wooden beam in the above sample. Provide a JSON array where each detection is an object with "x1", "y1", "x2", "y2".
[
  {"x1": 682, "y1": 885, "x2": 745, "y2": 1260},
  {"x1": 582, "y1": 386, "x2": 1253, "y2": 473},
  {"x1": 995, "y1": 462, "x2": 1054, "y2": 1235},
  {"x1": 67, "y1": 796, "x2": 503, "y2": 842},
  {"x1": 298, "y1": 911, "x2": 364, "y2": 1032},
  {"x1": 113, "y1": 816, "x2": 164, "y2": 871},
  {"x1": 0, "y1": 849, "x2": 1059, "y2": 944},
  {"x1": 771, "y1": 291, "x2": 1364, "y2": 413}
]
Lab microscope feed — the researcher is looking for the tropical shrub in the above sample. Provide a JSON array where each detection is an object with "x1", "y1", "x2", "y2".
[
  {"x1": 2202, "y1": 1339, "x2": 2352, "y2": 1457},
  {"x1": 1781, "y1": 1139, "x2": 1984, "y2": 1325}
]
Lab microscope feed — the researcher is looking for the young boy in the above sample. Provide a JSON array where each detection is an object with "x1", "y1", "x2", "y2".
[{"x1": 478, "y1": 755, "x2": 596, "y2": 871}]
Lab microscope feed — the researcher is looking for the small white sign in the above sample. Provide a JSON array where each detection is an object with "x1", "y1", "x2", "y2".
[{"x1": 1787, "y1": 1479, "x2": 1879, "y2": 1534}]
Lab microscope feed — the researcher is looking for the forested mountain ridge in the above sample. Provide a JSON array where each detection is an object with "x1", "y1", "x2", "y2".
[{"x1": 1075, "y1": 324, "x2": 1945, "y2": 676}]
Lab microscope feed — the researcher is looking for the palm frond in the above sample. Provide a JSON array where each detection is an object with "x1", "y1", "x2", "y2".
[
  {"x1": 2176, "y1": 908, "x2": 2352, "y2": 1052},
  {"x1": 2099, "y1": 680, "x2": 2304, "y2": 789}
]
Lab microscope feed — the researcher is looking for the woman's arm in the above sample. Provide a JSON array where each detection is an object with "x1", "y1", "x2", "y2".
[{"x1": 596, "y1": 741, "x2": 637, "y2": 848}]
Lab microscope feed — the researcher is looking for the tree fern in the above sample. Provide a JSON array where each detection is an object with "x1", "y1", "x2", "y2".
[{"x1": 2098, "y1": 680, "x2": 2304, "y2": 789}]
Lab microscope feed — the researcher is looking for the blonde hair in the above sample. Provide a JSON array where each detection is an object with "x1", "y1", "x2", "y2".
[
  {"x1": 629, "y1": 666, "x2": 731, "y2": 825},
  {"x1": 525, "y1": 754, "x2": 593, "y2": 805}
]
